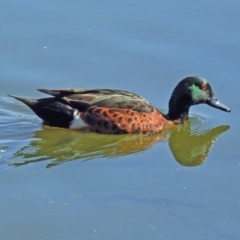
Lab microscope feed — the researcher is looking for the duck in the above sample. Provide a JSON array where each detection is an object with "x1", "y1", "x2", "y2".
[{"x1": 9, "y1": 76, "x2": 230, "y2": 134}]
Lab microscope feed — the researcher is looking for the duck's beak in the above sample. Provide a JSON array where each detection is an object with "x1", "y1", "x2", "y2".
[{"x1": 207, "y1": 95, "x2": 231, "y2": 112}]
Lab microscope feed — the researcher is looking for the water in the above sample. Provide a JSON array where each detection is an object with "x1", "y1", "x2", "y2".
[{"x1": 0, "y1": 0, "x2": 239, "y2": 239}]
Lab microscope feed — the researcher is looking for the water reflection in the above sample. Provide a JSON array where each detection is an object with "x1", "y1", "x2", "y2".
[
  {"x1": 168, "y1": 122, "x2": 229, "y2": 166},
  {"x1": 7, "y1": 119, "x2": 229, "y2": 168}
]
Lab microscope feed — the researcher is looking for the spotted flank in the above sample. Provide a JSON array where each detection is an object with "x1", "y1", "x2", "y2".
[
  {"x1": 81, "y1": 107, "x2": 167, "y2": 133},
  {"x1": 9, "y1": 76, "x2": 230, "y2": 134}
]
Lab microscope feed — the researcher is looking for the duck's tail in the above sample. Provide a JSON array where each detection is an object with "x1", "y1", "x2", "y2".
[
  {"x1": 8, "y1": 95, "x2": 38, "y2": 108},
  {"x1": 9, "y1": 94, "x2": 77, "y2": 128}
]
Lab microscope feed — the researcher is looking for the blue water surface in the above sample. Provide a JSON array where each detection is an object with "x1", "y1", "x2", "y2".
[{"x1": 0, "y1": 0, "x2": 239, "y2": 239}]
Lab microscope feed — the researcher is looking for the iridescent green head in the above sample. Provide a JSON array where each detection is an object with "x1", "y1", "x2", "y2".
[
  {"x1": 167, "y1": 76, "x2": 230, "y2": 122},
  {"x1": 188, "y1": 77, "x2": 209, "y2": 103}
]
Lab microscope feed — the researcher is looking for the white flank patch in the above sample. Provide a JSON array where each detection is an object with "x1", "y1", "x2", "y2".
[{"x1": 69, "y1": 110, "x2": 87, "y2": 129}]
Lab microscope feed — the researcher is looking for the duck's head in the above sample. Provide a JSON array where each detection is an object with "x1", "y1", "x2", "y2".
[{"x1": 167, "y1": 76, "x2": 231, "y2": 122}]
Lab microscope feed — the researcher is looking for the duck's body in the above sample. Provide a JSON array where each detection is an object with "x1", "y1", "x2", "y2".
[{"x1": 10, "y1": 77, "x2": 230, "y2": 134}]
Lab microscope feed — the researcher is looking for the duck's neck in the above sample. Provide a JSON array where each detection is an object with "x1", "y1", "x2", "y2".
[{"x1": 166, "y1": 96, "x2": 191, "y2": 123}]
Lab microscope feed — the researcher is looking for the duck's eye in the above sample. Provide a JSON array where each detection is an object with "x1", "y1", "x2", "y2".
[{"x1": 200, "y1": 84, "x2": 207, "y2": 90}]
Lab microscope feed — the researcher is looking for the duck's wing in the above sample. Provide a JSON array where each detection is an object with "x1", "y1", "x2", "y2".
[{"x1": 38, "y1": 88, "x2": 154, "y2": 113}]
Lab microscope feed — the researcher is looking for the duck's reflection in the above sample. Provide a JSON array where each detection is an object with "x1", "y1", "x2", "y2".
[
  {"x1": 11, "y1": 120, "x2": 229, "y2": 168},
  {"x1": 168, "y1": 121, "x2": 229, "y2": 166}
]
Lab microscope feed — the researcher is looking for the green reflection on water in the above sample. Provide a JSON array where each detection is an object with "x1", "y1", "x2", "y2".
[
  {"x1": 168, "y1": 122, "x2": 229, "y2": 166},
  {"x1": 9, "y1": 120, "x2": 229, "y2": 168},
  {"x1": 11, "y1": 126, "x2": 168, "y2": 167}
]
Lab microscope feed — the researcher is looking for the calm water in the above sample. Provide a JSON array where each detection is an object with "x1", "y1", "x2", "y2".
[{"x1": 0, "y1": 0, "x2": 239, "y2": 239}]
